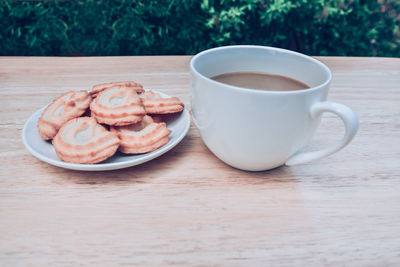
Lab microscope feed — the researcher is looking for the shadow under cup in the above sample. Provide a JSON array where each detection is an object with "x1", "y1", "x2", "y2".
[{"x1": 190, "y1": 45, "x2": 332, "y2": 171}]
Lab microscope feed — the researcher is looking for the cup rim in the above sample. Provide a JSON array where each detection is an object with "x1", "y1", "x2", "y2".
[{"x1": 190, "y1": 45, "x2": 332, "y2": 94}]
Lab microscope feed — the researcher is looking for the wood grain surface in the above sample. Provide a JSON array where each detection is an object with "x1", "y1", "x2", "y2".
[{"x1": 0, "y1": 56, "x2": 399, "y2": 266}]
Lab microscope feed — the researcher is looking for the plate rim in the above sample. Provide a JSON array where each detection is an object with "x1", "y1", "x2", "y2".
[{"x1": 22, "y1": 91, "x2": 190, "y2": 171}]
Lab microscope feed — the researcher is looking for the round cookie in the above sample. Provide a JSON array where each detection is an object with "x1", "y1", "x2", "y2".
[
  {"x1": 90, "y1": 81, "x2": 144, "y2": 98},
  {"x1": 90, "y1": 86, "x2": 146, "y2": 126},
  {"x1": 37, "y1": 90, "x2": 92, "y2": 140},
  {"x1": 111, "y1": 115, "x2": 171, "y2": 154},
  {"x1": 53, "y1": 117, "x2": 120, "y2": 164},
  {"x1": 141, "y1": 90, "x2": 184, "y2": 114}
]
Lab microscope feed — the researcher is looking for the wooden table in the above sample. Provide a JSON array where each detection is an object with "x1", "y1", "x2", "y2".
[{"x1": 1, "y1": 56, "x2": 399, "y2": 265}]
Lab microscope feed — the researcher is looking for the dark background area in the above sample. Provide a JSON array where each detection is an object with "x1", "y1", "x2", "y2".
[{"x1": 1, "y1": 0, "x2": 399, "y2": 57}]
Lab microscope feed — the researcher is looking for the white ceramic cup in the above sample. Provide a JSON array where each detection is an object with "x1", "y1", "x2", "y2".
[{"x1": 190, "y1": 45, "x2": 358, "y2": 171}]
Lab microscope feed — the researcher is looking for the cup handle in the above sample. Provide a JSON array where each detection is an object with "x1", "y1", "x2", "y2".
[{"x1": 285, "y1": 101, "x2": 358, "y2": 166}]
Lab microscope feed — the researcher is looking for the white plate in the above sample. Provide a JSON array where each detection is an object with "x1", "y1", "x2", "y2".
[{"x1": 22, "y1": 91, "x2": 191, "y2": 171}]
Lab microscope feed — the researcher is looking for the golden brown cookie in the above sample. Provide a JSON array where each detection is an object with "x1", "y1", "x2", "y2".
[
  {"x1": 111, "y1": 115, "x2": 171, "y2": 154},
  {"x1": 37, "y1": 90, "x2": 92, "y2": 140},
  {"x1": 151, "y1": 115, "x2": 163, "y2": 123},
  {"x1": 90, "y1": 86, "x2": 146, "y2": 126},
  {"x1": 53, "y1": 117, "x2": 120, "y2": 164},
  {"x1": 90, "y1": 81, "x2": 144, "y2": 98},
  {"x1": 141, "y1": 91, "x2": 184, "y2": 114}
]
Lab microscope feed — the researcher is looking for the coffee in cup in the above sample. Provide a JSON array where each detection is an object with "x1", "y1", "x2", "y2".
[{"x1": 190, "y1": 45, "x2": 358, "y2": 171}]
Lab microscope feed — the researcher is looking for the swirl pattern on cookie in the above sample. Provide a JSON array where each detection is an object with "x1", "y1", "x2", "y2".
[
  {"x1": 91, "y1": 81, "x2": 144, "y2": 98},
  {"x1": 53, "y1": 117, "x2": 120, "y2": 164},
  {"x1": 37, "y1": 90, "x2": 92, "y2": 140},
  {"x1": 90, "y1": 86, "x2": 146, "y2": 126},
  {"x1": 141, "y1": 91, "x2": 184, "y2": 114},
  {"x1": 111, "y1": 115, "x2": 171, "y2": 154}
]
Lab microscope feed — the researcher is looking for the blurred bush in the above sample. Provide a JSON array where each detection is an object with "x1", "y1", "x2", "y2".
[{"x1": 1, "y1": 0, "x2": 399, "y2": 56}]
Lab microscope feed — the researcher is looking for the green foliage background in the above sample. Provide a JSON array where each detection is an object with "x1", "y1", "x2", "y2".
[{"x1": 1, "y1": 0, "x2": 399, "y2": 56}]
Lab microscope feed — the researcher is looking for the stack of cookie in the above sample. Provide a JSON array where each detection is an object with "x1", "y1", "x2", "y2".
[{"x1": 37, "y1": 81, "x2": 184, "y2": 164}]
